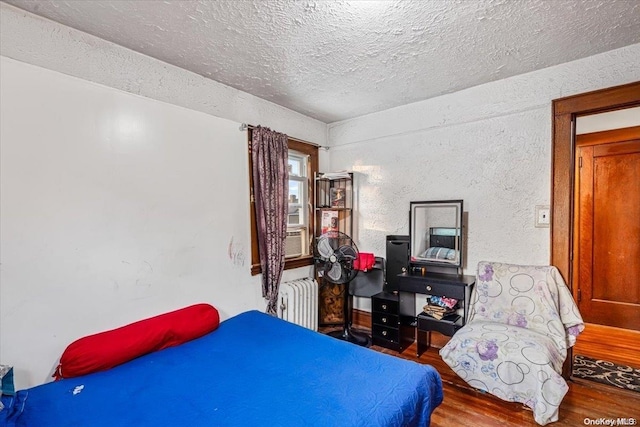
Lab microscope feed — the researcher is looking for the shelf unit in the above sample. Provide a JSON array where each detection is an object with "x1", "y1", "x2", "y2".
[
  {"x1": 314, "y1": 172, "x2": 353, "y2": 325},
  {"x1": 314, "y1": 172, "x2": 353, "y2": 238}
]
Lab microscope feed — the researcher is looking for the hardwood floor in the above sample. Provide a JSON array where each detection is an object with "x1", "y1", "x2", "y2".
[
  {"x1": 573, "y1": 323, "x2": 640, "y2": 368},
  {"x1": 323, "y1": 319, "x2": 640, "y2": 425},
  {"x1": 380, "y1": 340, "x2": 640, "y2": 426}
]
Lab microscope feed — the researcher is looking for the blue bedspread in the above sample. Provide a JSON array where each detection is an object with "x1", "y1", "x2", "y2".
[{"x1": 1, "y1": 310, "x2": 443, "y2": 426}]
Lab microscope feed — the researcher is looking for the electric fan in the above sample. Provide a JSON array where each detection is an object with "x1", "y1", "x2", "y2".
[{"x1": 315, "y1": 231, "x2": 370, "y2": 346}]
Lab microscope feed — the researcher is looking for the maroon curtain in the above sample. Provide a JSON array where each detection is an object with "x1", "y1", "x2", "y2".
[{"x1": 251, "y1": 126, "x2": 288, "y2": 315}]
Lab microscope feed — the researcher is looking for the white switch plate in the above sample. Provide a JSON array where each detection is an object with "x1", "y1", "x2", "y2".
[{"x1": 535, "y1": 205, "x2": 551, "y2": 228}]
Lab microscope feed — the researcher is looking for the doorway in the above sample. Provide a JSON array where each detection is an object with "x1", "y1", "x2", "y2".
[
  {"x1": 551, "y1": 81, "x2": 640, "y2": 379},
  {"x1": 574, "y1": 127, "x2": 640, "y2": 330}
]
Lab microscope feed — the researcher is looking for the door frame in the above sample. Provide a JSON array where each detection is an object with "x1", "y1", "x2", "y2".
[
  {"x1": 551, "y1": 81, "x2": 640, "y2": 377},
  {"x1": 552, "y1": 81, "x2": 640, "y2": 280}
]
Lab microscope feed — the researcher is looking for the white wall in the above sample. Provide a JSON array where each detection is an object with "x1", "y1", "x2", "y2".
[
  {"x1": 327, "y1": 44, "x2": 640, "y2": 311},
  {"x1": 0, "y1": 4, "x2": 326, "y2": 389},
  {"x1": 0, "y1": 57, "x2": 315, "y2": 389}
]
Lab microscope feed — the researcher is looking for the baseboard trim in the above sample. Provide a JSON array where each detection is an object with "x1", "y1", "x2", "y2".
[{"x1": 352, "y1": 308, "x2": 371, "y2": 329}]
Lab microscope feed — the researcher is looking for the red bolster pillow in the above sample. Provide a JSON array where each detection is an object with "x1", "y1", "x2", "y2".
[{"x1": 54, "y1": 303, "x2": 219, "y2": 380}]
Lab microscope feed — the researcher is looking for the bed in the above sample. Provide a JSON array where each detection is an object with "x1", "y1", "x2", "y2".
[
  {"x1": 417, "y1": 228, "x2": 460, "y2": 262},
  {"x1": 1, "y1": 310, "x2": 443, "y2": 426}
]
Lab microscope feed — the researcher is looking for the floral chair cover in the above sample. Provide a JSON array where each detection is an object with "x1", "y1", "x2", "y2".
[{"x1": 439, "y1": 261, "x2": 584, "y2": 425}]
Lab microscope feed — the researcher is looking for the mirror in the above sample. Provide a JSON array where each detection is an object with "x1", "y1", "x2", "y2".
[{"x1": 409, "y1": 200, "x2": 464, "y2": 270}]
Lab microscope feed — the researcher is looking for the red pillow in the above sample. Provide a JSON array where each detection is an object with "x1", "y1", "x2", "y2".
[
  {"x1": 354, "y1": 252, "x2": 376, "y2": 272},
  {"x1": 54, "y1": 303, "x2": 219, "y2": 380}
]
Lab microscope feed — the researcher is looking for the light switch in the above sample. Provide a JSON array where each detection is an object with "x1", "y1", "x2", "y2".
[{"x1": 535, "y1": 205, "x2": 550, "y2": 228}]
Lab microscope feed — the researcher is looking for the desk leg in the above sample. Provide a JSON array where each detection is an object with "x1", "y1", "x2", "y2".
[
  {"x1": 463, "y1": 285, "x2": 471, "y2": 326},
  {"x1": 416, "y1": 329, "x2": 430, "y2": 357}
]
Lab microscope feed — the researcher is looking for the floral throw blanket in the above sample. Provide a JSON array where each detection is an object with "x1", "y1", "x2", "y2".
[{"x1": 440, "y1": 261, "x2": 584, "y2": 425}]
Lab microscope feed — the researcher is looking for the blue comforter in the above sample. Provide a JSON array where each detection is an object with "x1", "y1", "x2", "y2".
[{"x1": 1, "y1": 310, "x2": 443, "y2": 426}]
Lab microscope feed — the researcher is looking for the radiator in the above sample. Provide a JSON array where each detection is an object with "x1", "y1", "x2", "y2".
[{"x1": 278, "y1": 278, "x2": 319, "y2": 331}]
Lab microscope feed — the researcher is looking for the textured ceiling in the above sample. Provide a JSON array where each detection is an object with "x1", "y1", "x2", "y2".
[{"x1": 3, "y1": 0, "x2": 640, "y2": 123}]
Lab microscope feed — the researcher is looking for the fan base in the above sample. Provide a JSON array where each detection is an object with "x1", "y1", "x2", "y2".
[{"x1": 327, "y1": 327, "x2": 371, "y2": 347}]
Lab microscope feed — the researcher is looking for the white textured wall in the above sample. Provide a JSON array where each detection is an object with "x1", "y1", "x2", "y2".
[
  {"x1": 328, "y1": 44, "x2": 640, "y2": 310},
  {"x1": 0, "y1": 5, "x2": 325, "y2": 389}
]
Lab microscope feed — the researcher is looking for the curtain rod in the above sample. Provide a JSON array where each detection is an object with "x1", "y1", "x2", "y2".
[{"x1": 240, "y1": 123, "x2": 328, "y2": 150}]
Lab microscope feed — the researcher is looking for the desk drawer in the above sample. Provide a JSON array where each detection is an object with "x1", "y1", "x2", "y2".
[
  {"x1": 372, "y1": 312, "x2": 399, "y2": 327},
  {"x1": 398, "y1": 277, "x2": 465, "y2": 299},
  {"x1": 372, "y1": 335, "x2": 401, "y2": 351},
  {"x1": 417, "y1": 314, "x2": 461, "y2": 336},
  {"x1": 372, "y1": 324, "x2": 400, "y2": 342},
  {"x1": 372, "y1": 298, "x2": 398, "y2": 314}
]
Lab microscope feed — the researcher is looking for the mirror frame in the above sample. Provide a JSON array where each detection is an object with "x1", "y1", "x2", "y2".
[{"x1": 409, "y1": 199, "x2": 464, "y2": 270}]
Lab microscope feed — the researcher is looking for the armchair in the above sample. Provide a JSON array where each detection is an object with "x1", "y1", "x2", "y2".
[{"x1": 439, "y1": 261, "x2": 584, "y2": 425}]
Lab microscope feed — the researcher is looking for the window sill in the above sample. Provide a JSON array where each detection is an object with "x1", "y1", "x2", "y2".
[{"x1": 251, "y1": 255, "x2": 314, "y2": 276}]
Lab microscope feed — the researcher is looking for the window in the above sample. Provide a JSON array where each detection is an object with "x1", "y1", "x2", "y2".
[{"x1": 249, "y1": 135, "x2": 318, "y2": 275}]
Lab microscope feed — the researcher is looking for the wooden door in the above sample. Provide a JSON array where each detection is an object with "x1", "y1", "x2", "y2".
[{"x1": 574, "y1": 126, "x2": 640, "y2": 330}]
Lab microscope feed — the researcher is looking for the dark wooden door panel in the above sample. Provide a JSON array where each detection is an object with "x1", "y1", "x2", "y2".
[
  {"x1": 592, "y1": 150, "x2": 640, "y2": 303},
  {"x1": 576, "y1": 128, "x2": 640, "y2": 330}
]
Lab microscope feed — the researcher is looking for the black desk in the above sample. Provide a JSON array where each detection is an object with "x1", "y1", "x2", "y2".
[{"x1": 395, "y1": 271, "x2": 475, "y2": 356}]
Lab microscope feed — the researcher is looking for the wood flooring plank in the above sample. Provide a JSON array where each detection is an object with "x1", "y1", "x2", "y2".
[{"x1": 574, "y1": 323, "x2": 640, "y2": 368}]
